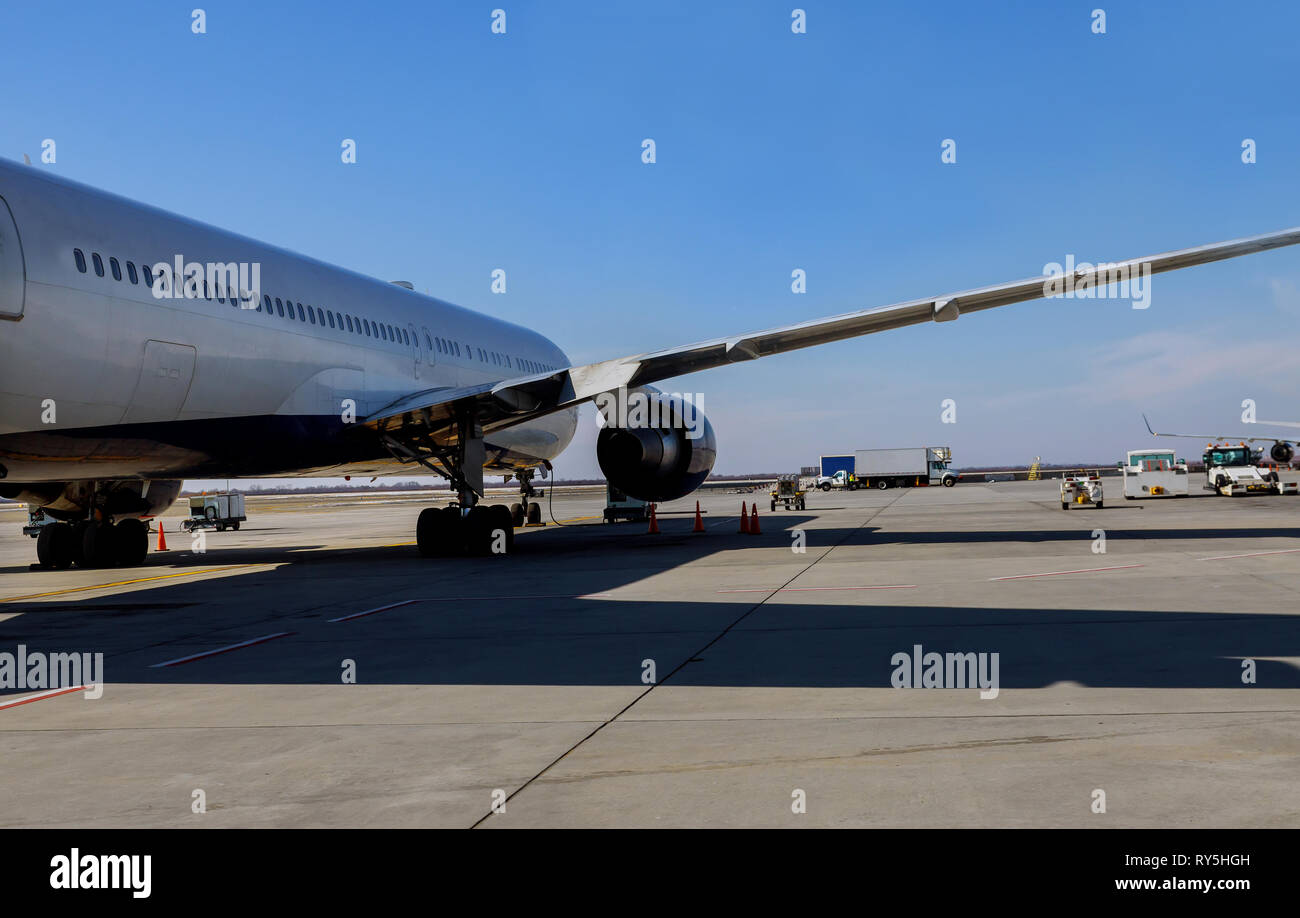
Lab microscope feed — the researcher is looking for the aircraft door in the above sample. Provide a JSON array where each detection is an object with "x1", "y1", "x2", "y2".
[
  {"x1": 0, "y1": 195, "x2": 25, "y2": 319},
  {"x1": 407, "y1": 322, "x2": 421, "y2": 379}
]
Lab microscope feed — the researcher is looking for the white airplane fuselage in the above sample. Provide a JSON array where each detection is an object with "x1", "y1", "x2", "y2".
[{"x1": 0, "y1": 159, "x2": 578, "y2": 486}]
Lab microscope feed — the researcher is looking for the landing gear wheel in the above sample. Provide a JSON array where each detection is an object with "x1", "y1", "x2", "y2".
[
  {"x1": 464, "y1": 506, "x2": 497, "y2": 556},
  {"x1": 488, "y1": 505, "x2": 515, "y2": 555},
  {"x1": 80, "y1": 521, "x2": 117, "y2": 569},
  {"x1": 417, "y1": 507, "x2": 460, "y2": 557},
  {"x1": 526, "y1": 502, "x2": 542, "y2": 525},
  {"x1": 510, "y1": 502, "x2": 525, "y2": 527},
  {"x1": 36, "y1": 523, "x2": 76, "y2": 570},
  {"x1": 115, "y1": 518, "x2": 149, "y2": 567}
]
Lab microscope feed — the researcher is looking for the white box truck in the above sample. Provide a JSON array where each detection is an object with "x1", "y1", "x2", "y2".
[
  {"x1": 1120, "y1": 448, "x2": 1189, "y2": 498},
  {"x1": 854, "y1": 447, "x2": 957, "y2": 490}
]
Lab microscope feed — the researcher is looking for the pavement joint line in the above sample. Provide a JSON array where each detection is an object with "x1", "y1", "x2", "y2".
[
  {"x1": 468, "y1": 489, "x2": 910, "y2": 829},
  {"x1": 148, "y1": 632, "x2": 296, "y2": 668}
]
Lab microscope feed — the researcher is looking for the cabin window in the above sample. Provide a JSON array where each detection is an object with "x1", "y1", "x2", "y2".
[
  {"x1": 92, "y1": 253, "x2": 104, "y2": 277},
  {"x1": 74, "y1": 249, "x2": 87, "y2": 272},
  {"x1": 142, "y1": 263, "x2": 153, "y2": 287},
  {"x1": 296, "y1": 303, "x2": 305, "y2": 321},
  {"x1": 109, "y1": 257, "x2": 122, "y2": 281},
  {"x1": 346, "y1": 315, "x2": 354, "y2": 332}
]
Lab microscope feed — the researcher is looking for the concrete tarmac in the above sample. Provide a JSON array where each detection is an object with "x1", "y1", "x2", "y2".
[{"x1": 1, "y1": 478, "x2": 1298, "y2": 827}]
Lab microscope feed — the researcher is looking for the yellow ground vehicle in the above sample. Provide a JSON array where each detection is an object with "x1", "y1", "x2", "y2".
[{"x1": 771, "y1": 475, "x2": 806, "y2": 511}]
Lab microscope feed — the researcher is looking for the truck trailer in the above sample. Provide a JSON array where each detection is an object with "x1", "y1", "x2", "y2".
[{"x1": 817, "y1": 448, "x2": 956, "y2": 490}]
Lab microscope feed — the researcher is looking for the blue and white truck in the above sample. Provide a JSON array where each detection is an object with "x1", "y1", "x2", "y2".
[{"x1": 817, "y1": 448, "x2": 957, "y2": 490}]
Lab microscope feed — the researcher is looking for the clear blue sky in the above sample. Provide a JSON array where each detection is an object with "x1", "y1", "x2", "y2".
[{"x1": 4, "y1": 1, "x2": 1299, "y2": 483}]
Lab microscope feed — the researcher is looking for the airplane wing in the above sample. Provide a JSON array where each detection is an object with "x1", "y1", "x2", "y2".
[
  {"x1": 363, "y1": 226, "x2": 1300, "y2": 454},
  {"x1": 1142, "y1": 414, "x2": 1298, "y2": 445}
]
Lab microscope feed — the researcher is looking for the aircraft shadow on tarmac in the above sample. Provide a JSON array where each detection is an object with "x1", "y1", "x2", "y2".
[{"x1": 2, "y1": 513, "x2": 1299, "y2": 691}]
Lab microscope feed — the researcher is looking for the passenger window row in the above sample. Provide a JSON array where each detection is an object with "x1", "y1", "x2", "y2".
[
  {"x1": 74, "y1": 247, "x2": 413, "y2": 349},
  {"x1": 73, "y1": 247, "x2": 562, "y2": 371}
]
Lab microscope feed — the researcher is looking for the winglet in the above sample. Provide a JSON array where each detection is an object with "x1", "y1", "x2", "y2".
[{"x1": 1142, "y1": 413, "x2": 1157, "y2": 437}]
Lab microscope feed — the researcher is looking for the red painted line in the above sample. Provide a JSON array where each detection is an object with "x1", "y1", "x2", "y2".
[
  {"x1": 1198, "y1": 548, "x2": 1300, "y2": 561},
  {"x1": 0, "y1": 685, "x2": 86, "y2": 711},
  {"x1": 331, "y1": 594, "x2": 617, "y2": 623},
  {"x1": 149, "y1": 631, "x2": 295, "y2": 668},
  {"x1": 329, "y1": 600, "x2": 420, "y2": 622},
  {"x1": 717, "y1": 585, "x2": 917, "y2": 594},
  {"x1": 990, "y1": 564, "x2": 1144, "y2": 582},
  {"x1": 418, "y1": 593, "x2": 614, "y2": 602}
]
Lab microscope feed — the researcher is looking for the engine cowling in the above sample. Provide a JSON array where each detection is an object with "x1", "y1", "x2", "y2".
[
  {"x1": 596, "y1": 388, "x2": 716, "y2": 502},
  {"x1": 0, "y1": 479, "x2": 183, "y2": 521},
  {"x1": 1271, "y1": 441, "x2": 1295, "y2": 464}
]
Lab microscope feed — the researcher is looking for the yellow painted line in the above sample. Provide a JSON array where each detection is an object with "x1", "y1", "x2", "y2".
[{"x1": 0, "y1": 564, "x2": 268, "y2": 604}]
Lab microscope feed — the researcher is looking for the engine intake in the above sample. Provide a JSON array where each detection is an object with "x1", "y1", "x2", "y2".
[
  {"x1": 596, "y1": 388, "x2": 716, "y2": 502},
  {"x1": 1271, "y1": 441, "x2": 1295, "y2": 464}
]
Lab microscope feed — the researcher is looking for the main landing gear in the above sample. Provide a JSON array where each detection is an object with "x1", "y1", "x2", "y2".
[
  {"x1": 35, "y1": 517, "x2": 149, "y2": 570},
  {"x1": 390, "y1": 414, "x2": 516, "y2": 557}
]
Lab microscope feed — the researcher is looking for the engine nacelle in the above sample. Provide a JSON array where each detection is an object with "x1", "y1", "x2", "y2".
[
  {"x1": 1272, "y1": 441, "x2": 1295, "y2": 464},
  {"x1": 596, "y1": 388, "x2": 716, "y2": 502},
  {"x1": 0, "y1": 479, "x2": 183, "y2": 522}
]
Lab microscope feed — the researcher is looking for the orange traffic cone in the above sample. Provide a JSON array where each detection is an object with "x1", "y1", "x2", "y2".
[
  {"x1": 739, "y1": 502, "x2": 750, "y2": 534},
  {"x1": 693, "y1": 501, "x2": 705, "y2": 533},
  {"x1": 749, "y1": 502, "x2": 762, "y2": 535},
  {"x1": 646, "y1": 503, "x2": 660, "y2": 534},
  {"x1": 156, "y1": 520, "x2": 169, "y2": 552}
]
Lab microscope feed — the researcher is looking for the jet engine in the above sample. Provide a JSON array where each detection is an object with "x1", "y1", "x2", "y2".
[
  {"x1": 595, "y1": 387, "x2": 716, "y2": 502},
  {"x1": 0, "y1": 479, "x2": 183, "y2": 521},
  {"x1": 1271, "y1": 441, "x2": 1295, "y2": 464}
]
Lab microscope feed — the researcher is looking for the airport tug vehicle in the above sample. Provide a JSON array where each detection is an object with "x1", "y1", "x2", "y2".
[
  {"x1": 1060, "y1": 475, "x2": 1103, "y2": 510},
  {"x1": 1202, "y1": 443, "x2": 1297, "y2": 497},
  {"x1": 1121, "y1": 449, "x2": 1189, "y2": 499},
  {"x1": 181, "y1": 492, "x2": 247, "y2": 532},
  {"x1": 770, "y1": 475, "x2": 806, "y2": 511}
]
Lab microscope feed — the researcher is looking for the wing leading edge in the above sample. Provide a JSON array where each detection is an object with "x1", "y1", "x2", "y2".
[{"x1": 364, "y1": 226, "x2": 1300, "y2": 443}]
